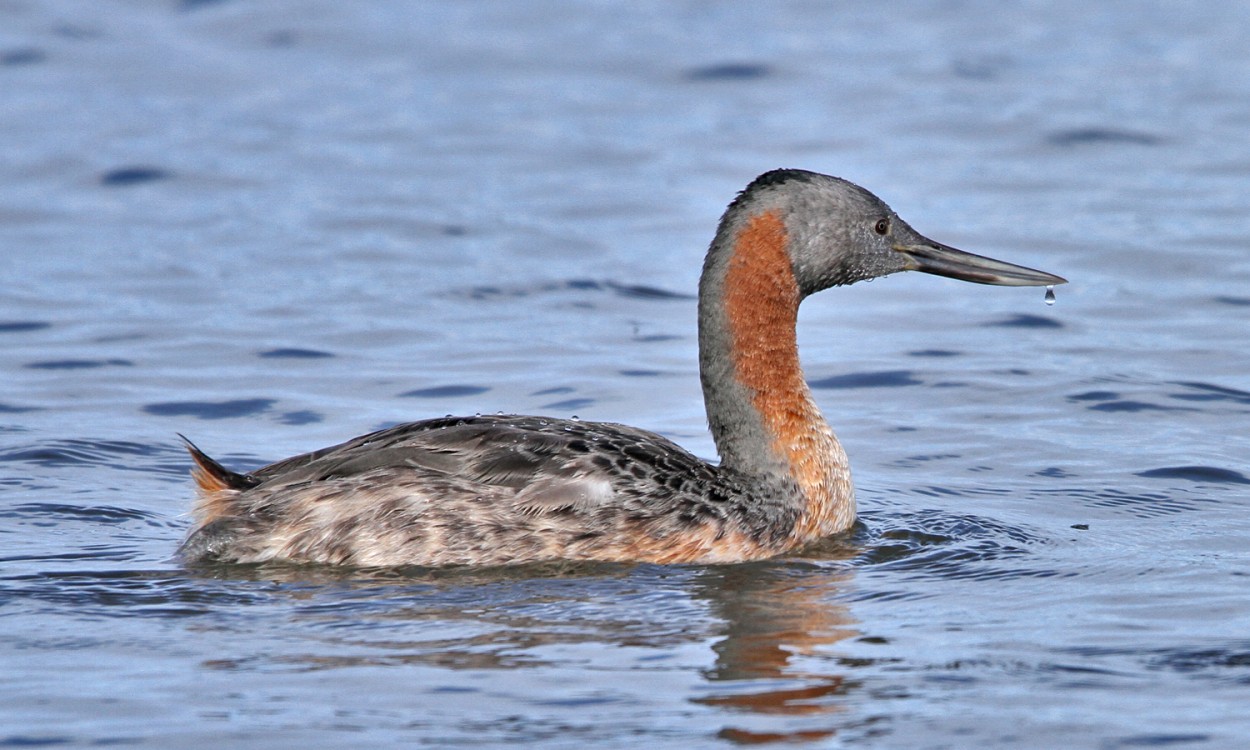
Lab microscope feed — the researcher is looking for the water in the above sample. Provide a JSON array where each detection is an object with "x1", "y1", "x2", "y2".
[{"x1": 3, "y1": 1, "x2": 1249, "y2": 747}]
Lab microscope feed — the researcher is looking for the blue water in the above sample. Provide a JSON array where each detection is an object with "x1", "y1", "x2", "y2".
[{"x1": 4, "y1": 2, "x2": 1250, "y2": 747}]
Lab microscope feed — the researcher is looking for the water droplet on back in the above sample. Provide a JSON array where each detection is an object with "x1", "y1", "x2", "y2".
[{"x1": 1044, "y1": 285, "x2": 1056, "y2": 306}]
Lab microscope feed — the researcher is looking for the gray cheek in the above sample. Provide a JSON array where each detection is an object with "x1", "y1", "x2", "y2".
[{"x1": 816, "y1": 251, "x2": 909, "y2": 291}]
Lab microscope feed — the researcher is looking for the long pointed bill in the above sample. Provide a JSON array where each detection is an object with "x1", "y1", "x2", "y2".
[{"x1": 897, "y1": 241, "x2": 1067, "y2": 287}]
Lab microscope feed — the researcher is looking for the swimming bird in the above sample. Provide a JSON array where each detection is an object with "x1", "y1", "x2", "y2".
[{"x1": 179, "y1": 169, "x2": 1065, "y2": 567}]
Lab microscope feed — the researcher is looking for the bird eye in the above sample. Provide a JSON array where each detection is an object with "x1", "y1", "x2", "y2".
[{"x1": 873, "y1": 218, "x2": 890, "y2": 235}]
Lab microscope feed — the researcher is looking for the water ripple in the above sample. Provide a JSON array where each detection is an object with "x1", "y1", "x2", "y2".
[
  {"x1": 1149, "y1": 645, "x2": 1250, "y2": 685},
  {"x1": 852, "y1": 509, "x2": 1047, "y2": 582},
  {"x1": 1046, "y1": 127, "x2": 1163, "y2": 147},
  {"x1": 400, "y1": 385, "x2": 490, "y2": 398},
  {"x1": 1, "y1": 569, "x2": 275, "y2": 617},
  {"x1": 1070, "y1": 487, "x2": 1215, "y2": 518},
  {"x1": 1, "y1": 502, "x2": 162, "y2": 525},
  {"x1": 0, "y1": 438, "x2": 164, "y2": 469},
  {"x1": 452, "y1": 278, "x2": 691, "y2": 302},
  {"x1": 1168, "y1": 381, "x2": 1250, "y2": 406}
]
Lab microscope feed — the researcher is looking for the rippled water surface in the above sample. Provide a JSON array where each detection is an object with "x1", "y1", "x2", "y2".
[{"x1": 4, "y1": 2, "x2": 1250, "y2": 748}]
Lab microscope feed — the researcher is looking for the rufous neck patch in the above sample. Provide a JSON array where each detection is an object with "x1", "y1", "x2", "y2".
[
  {"x1": 721, "y1": 210, "x2": 847, "y2": 535},
  {"x1": 722, "y1": 210, "x2": 802, "y2": 399}
]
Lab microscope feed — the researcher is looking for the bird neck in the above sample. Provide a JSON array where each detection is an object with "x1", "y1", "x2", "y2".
[{"x1": 698, "y1": 209, "x2": 855, "y2": 540}]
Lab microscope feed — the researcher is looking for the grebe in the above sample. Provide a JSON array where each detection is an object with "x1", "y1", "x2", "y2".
[{"x1": 179, "y1": 169, "x2": 1065, "y2": 567}]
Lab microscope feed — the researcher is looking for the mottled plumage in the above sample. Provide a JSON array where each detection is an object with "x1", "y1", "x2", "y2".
[{"x1": 180, "y1": 169, "x2": 1065, "y2": 567}]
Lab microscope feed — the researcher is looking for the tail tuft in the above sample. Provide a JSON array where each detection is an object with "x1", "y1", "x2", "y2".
[{"x1": 179, "y1": 434, "x2": 261, "y2": 492}]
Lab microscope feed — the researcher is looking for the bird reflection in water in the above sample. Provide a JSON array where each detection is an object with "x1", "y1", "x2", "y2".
[{"x1": 690, "y1": 541, "x2": 862, "y2": 743}]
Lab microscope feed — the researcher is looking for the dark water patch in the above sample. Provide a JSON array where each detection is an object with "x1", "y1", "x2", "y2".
[
  {"x1": 633, "y1": 333, "x2": 681, "y2": 343},
  {"x1": 908, "y1": 349, "x2": 961, "y2": 358},
  {"x1": 1042, "y1": 661, "x2": 1134, "y2": 681},
  {"x1": 1135, "y1": 465, "x2": 1250, "y2": 485},
  {"x1": 1046, "y1": 127, "x2": 1162, "y2": 147},
  {"x1": 265, "y1": 29, "x2": 300, "y2": 48},
  {"x1": 685, "y1": 62, "x2": 771, "y2": 81},
  {"x1": 983, "y1": 314, "x2": 1063, "y2": 329},
  {"x1": 400, "y1": 384, "x2": 489, "y2": 399},
  {"x1": 541, "y1": 398, "x2": 594, "y2": 412},
  {"x1": 453, "y1": 278, "x2": 690, "y2": 302},
  {"x1": 1069, "y1": 390, "x2": 1119, "y2": 402},
  {"x1": 605, "y1": 280, "x2": 694, "y2": 301},
  {"x1": 951, "y1": 54, "x2": 1012, "y2": 80},
  {"x1": 1088, "y1": 400, "x2": 1193, "y2": 413},
  {"x1": 179, "y1": 0, "x2": 232, "y2": 11},
  {"x1": 259, "y1": 347, "x2": 334, "y2": 359},
  {"x1": 531, "y1": 386, "x2": 573, "y2": 397},
  {"x1": 0, "y1": 735, "x2": 73, "y2": 747},
  {"x1": 24, "y1": 358, "x2": 132, "y2": 370},
  {"x1": 0, "y1": 438, "x2": 164, "y2": 469},
  {"x1": 1213, "y1": 295, "x2": 1250, "y2": 307},
  {"x1": 888, "y1": 453, "x2": 962, "y2": 469},
  {"x1": 810, "y1": 370, "x2": 921, "y2": 389},
  {"x1": 53, "y1": 23, "x2": 103, "y2": 41},
  {"x1": 1107, "y1": 734, "x2": 1210, "y2": 747},
  {"x1": 0, "y1": 321, "x2": 51, "y2": 333},
  {"x1": 1, "y1": 48, "x2": 46, "y2": 66},
  {"x1": 143, "y1": 398, "x2": 274, "y2": 419},
  {"x1": 619, "y1": 369, "x2": 661, "y2": 377},
  {"x1": 277, "y1": 409, "x2": 323, "y2": 426},
  {"x1": 99, "y1": 166, "x2": 171, "y2": 187},
  {"x1": 1168, "y1": 381, "x2": 1250, "y2": 405},
  {"x1": 1034, "y1": 466, "x2": 1075, "y2": 478},
  {"x1": 0, "y1": 402, "x2": 40, "y2": 413},
  {"x1": 1068, "y1": 388, "x2": 1197, "y2": 413},
  {"x1": 463, "y1": 284, "x2": 504, "y2": 299}
]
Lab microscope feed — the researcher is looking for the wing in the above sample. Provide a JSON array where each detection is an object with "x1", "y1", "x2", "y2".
[{"x1": 244, "y1": 414, "x2": 719, "y2": 516}]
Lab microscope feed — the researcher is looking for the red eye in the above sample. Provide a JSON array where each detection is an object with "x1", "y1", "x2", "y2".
[{"x1": 874, "y1": 218, "x2": 890, "y2": 235}]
